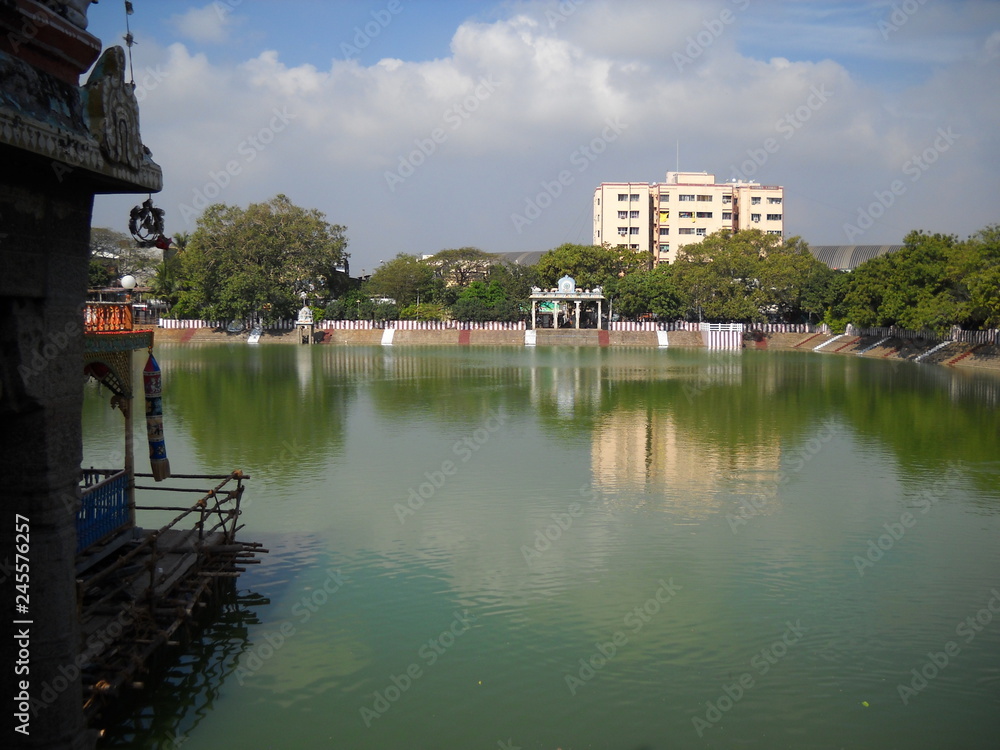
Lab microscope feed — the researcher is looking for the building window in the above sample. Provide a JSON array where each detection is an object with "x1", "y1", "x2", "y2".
[
  {"x1": 659, "y1": 210, "x2": 670, "y2": 221},
  {"x1": 659, "y1": 194, "x2": 669, "y2": 202},
  {"x1": 659, "y1": 243, "x2": 670, "y2": 253},
  {"x1": 678, "y1": 194, "x2": 694, "y2": 201},
  {"x1": 678, "y1": 228, "x2": 695, "y2": 235},
  {"x1": 722, "y1": 195, "x2": 732, "y2": 204},
  {"x1": 751, "y1": 196, "x2": 761, "y2": 205},
  {"x1": 659, "y1": 227, "x2": 669, "y2": 236},
  {"x1": 767, "y1": 214, "x2": 782, "y2": 221},
  {"x1": 696, "y1": 211, "x2": 712, "y2": 219},
  {"x1": 630, "y1": 210, "x2": 640, "y2": 219},
  {"x1": 630, "y1": 193, "x2": 640, "y2": 201},
  {"x1": 767, "y1": 230, "x2": 783, "y2": 236},
  {"x1": 678, "y1": 211, "x2": 693, "y2": 219},
  {"x1": 696, "y1": 228, "x2": 706, "y2": 236},
  {"x1": 697, "y1": 195, "x2": 712, "y2": 202},
  {"x1": 722, "y1": 211, "x2": 732, "y2": 220},
  {"x1": 618, "y1": 194, "x2": 628, "y2": 201},
  {"x1": 768, "y1": 197, "x2": 782, "y2": 204},
  {"x1": 751, "y1": 213, "x2": 761, "y2": 222},
  {"x1": 629, "y1": 227, "x2": 639, "y2": 235},
  {"x1": 618, "y1": 211, "x2": 628, "y2": 219},
  {"x1": 618, "y1": 227, "x2": 628, "y2": 236},
  {"x1": 629, "y1": 244, "x2": 639, "y2": 249}
]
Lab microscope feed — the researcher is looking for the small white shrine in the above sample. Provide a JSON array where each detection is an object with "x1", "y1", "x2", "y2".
[
  {"x1": 529, "y1": 275, "x2": 606, "y2": 330},
  {"x1": 295, "y1": 304, "x2": 315, "y2": 344}
]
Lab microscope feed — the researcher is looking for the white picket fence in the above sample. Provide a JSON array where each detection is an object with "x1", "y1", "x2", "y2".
[
  {"x1": 158, "y1": 319, "x2": 222, "y2": 329},
  {"x1": 848, "y1": 325, "x2": 999, "y2": 346}
]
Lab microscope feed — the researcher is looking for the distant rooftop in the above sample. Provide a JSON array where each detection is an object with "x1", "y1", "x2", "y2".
[{"x1": 809, "y1": 245, "x2": 904, "y2": 271}]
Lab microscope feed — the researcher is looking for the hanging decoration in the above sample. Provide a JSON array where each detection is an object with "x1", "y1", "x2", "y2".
[
  {"x1": 129, "y1": 196, "x2": 172, "y2": 249},
  {"x1": 143, "y1": 351, "x2": 171, "y2": 481}
]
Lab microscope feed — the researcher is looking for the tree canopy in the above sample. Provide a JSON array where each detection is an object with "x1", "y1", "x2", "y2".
[
  {"x1": 534, "y1": 243, "x2": 648, "y2": 290},
  {"x1": 173, "y1": 195, "x2": 348, "y2": 321},
  {"x1": 670, "y1": 229, "x2": 832, "y2": 323}
]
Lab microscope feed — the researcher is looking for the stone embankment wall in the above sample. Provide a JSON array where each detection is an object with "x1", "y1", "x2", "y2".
[{"x1": 150, "y1": 326, "x2": 1000, "y2": 372}]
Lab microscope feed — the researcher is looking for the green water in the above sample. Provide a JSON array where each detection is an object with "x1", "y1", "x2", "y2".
[{"x1": 84, "y1": 345, "x2": 1000, "y2": 749}]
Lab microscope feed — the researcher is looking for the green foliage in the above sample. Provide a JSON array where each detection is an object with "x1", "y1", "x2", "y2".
[
  {"x1": 399, "y1": 302, "x2": 448, "y2": 321},
  {"x1": 149, "y1": 254, "x2": 184, "y2": 312},
  {"x1": 365, "y1": 253, "x2": 436, "y2": 308},
  {"x1": 607, "y1": 264, "x2": 685, "y2": 320},
  {"x1": 88, "y1": 259, "x2": 113, "y2": 288},
  {"x1": 325, "y1": 289, "x2": 398, "y2": 321},
  {"x1": 451, "y1": 279, "x2": 523, "y2": 322},
  {"x1": 174, "y1": 195, "x2": 348, "y2": 322},
  {"x1": 424, "y1": 247, "x2": 496, "y2": 287},
  {"x1": 670, "y1": 229, "x2": 828, "y2": 323},
  {"x1": 833, "y1": 228, "x2": 1000, "y2": 334},
  {"x1": 535, "y1": 243, "x2": 647, "y2": 290}
]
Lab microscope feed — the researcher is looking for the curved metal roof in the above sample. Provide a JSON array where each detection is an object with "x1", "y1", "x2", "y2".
[{"x1": 809, "y1": 245, "x2": 903, "y2": 271}]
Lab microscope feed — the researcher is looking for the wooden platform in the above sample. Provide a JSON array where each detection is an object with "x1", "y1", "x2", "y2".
[{"x1": 74, "y1": 472, "x2": 266, "y2": 724}]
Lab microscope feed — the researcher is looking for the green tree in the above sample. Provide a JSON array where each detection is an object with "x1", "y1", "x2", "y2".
[
  {"x1": 149, "y1": 254, "x2": 184, "y2": 312},
  {"x1": 669, "y1": 230, "x2": 832, "y2": 323},
  {"x1": 425, "y1": 247, "x2": 496, "y2": 288},
  {"x1": 451, "y1": 279, "x2": 522, "y2": 322},
  {"x1": 535, "y1": 243, "x2": 646, "y2": 290},
  {"x1": 174, "y1": 195, "x2": 348, "y2": 322},
  {"x1": 90, "y1": 227, "x2": 160, "y2": 282},
  {"x1": 607, "y1": 264, "x2": 685, "y2": 320},
  {"x1": 366, "y1": 253, "x2": 436, "y2": 308}
]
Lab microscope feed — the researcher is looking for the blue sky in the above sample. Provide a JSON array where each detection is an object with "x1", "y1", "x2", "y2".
[{"x1": 87, "y1": 1, "x2": 1000, "y2": 272}]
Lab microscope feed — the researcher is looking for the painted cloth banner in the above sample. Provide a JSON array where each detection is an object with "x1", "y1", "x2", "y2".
[{"x1": 143, "y1": 353, "x2": 171, "y2": 481}]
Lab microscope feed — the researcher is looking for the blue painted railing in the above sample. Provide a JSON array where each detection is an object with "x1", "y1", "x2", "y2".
[{"x1": 77, "y1": 469, "x2": 130, "y2": 554}]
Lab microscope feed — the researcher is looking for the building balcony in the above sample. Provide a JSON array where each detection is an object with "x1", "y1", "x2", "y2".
[{"x1": 84, "y1": 302, "x2": 134, "y2": 332}]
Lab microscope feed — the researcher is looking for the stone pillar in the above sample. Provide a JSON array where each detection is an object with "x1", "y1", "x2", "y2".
[
  {"x1": 531, "y1": 300, "x2": 537, "y2": 330},
  {"x1": 0, "y1": 177, "x2": 97, "y2": 749},
  {"x1": 0, "y1": 2, "x2": 162, "y2": 746},
  {"x1": 574, "y1": 300, "x2": 581, "y2": 329}
]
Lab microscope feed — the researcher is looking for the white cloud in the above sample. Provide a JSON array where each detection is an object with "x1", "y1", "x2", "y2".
[
  {"x1": 169, "y1": 3, "x2": 238, "y2": 44},
  {"x1": 93, "y1": 0, "x2": 1000, "y2": 268}
]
